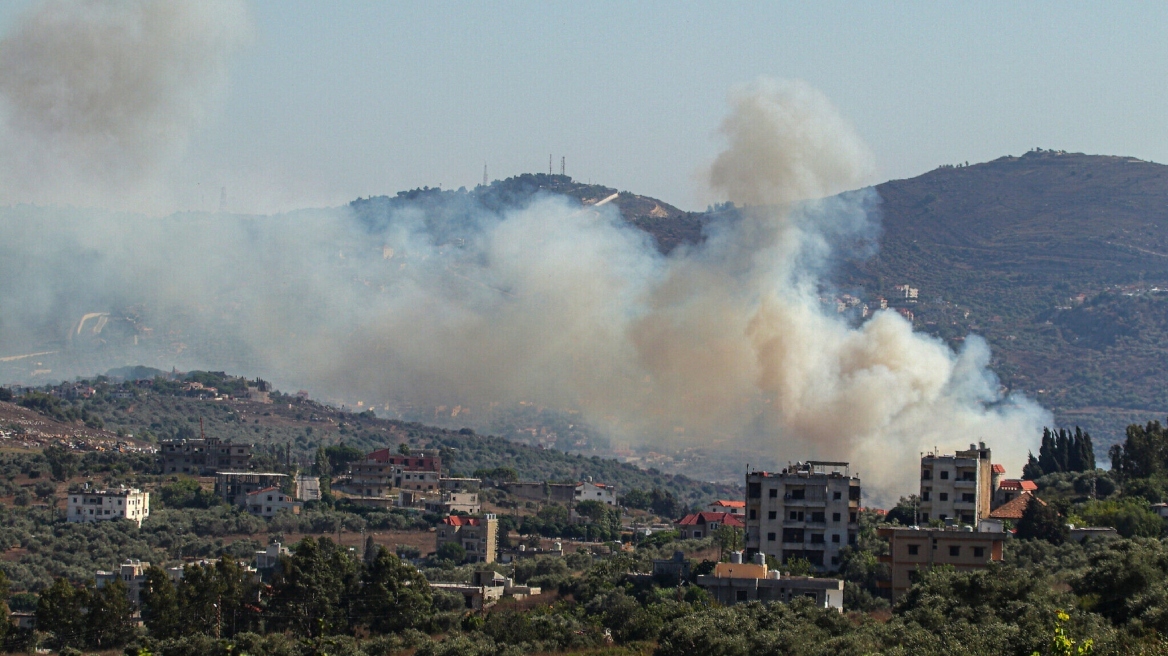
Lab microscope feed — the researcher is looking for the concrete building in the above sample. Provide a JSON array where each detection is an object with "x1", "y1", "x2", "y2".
[
  {"x1": 159, "y1": 436, "x2": 251, "y2": 475},
  {"x1": 505, "y1": 481, "x2": 577, "y2": 505},
  {"x1": 430, "y1": 570, "x2": 541, "y2": 610},
  {"x1": 696, "y1": 552, "x2": 844, "y2": 610},
  {"x1": 256, "y1": 542, "x2": 290, "y2": 570},
  {"x1": 68, "y1": 487, "x2": 150, "y2": 527},
  {"x1": 436, "y1": 514, "x2": 498, "y2": 564},
  {"x1": 575, "y1": 481, "x2": 617, "y2": 506},
  {"x1": 424, "y1": 491, "x2": 481, "y2": 515},
  {"x1": 215, "y1": 472, "x2": 288, "y2": 506},
  {"x1": 994, "y1": 479, "x2": 1038, "y2": 508},
  {"x1": 744, "y1": 462, "x2": 860, "y2": 571},
  {"x1": 344, "y1": 449, "x2": 443, "y2": 496},
  {"x1": 295, "y1": 475, "x2": 321, "y2": 502},
  {"x1": 245, "y1": 487, "x2": 301, "y2": 518},
  {"x1": 919, "y1": 442, "x2": 998, "y2": 525},
  {"x1": 988, "y1": 491, "x2": 1040, "y2": 522},
  {"x1": 706, "y1": 500, "x2": 746, "y2": 516},
  {"x1": 676, "y1": 511, "x2": 744, "y2": 540},
  {"x1": 95, "y1": 559, "x2": 151, "y2": 605},
  {"x1": 877, "y1": 525, "x2": 1007, "y2": 601}
]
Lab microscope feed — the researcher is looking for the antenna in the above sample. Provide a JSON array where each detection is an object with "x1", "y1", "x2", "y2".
[
  {"x1": 560, "y1": 156, "x2": 565, "y2": 176},
  {"x1": 483, "y1": 163, "x2": 488, "y2": 187},
  {"x1": 218, "y1": 187, "x2": 226, "y2": 213},
  {"x1": 549, "y1": 154, "x2": 553, "y2": 175}
]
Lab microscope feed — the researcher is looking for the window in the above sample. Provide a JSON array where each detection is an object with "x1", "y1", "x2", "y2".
[
  {"x1": 962, "y1": 493, "x2": 975, "y2": 503},
  {"x1": 748, "y1": 483, "x2": 761, "y2": 498},
  {"x1": 833, "y1": 491, "x2": 842, "y2": 500},
  {"x1": 831, "y1": 556, "x2": 839, "y2": 565},
  {"x1": 973, "y1": 547, "x2": 985, "y2": 558},
  {"x1": 693, "y1": 531, "x2": 702, "y2": 538},
  {"x1": 849, "y1": 512, "x2": 857, "y2": 523},
  {"x1": 789, "y1": 488, "x2": 805, "y2": 500},
  {"x1": 831, "y1": 534, "x2": 840, "y2": 543},
  {"x1": 908, "y1": 544, "x2": 919, "y2": 555},
  {"x1": 769, "y1": 488, "x2": 778, "y2": 498},
  {"x1": 810, "y1": 511, "x2": 825, "y2": 523},
  {"x1": 767, "y1": 532, "x2": 776, "y2": 541},
  {"x1": 768, "y1": 511, "x2": 777, "y2": 520},
  {"x1": 949, "y1": 546, "x2": 960, "y2": 557},
  {"x1": 790, "y1": 511, "x2": 798, "y2": 520},
  {"x1": 922, "y1": 469, "x2": 932, "y2": 480},
  {"x1": 810, "y1": 533, "x2": 824, "y2": 544},
  {"x1": 832, "y1": 512, "x2": 841, "y2": 522},
  {"x1": 749, "y1": 509, "x2": 757, "y2": 520},
  {"x1": 922, "y1": 490, "x2": 930, "y2": 501},
  {"x1": 736, "y1": 590, "x2": 748, "y2": 602},
  {"x1": 940, "y1": 471, "x2": 949, "y2": 480},
  {"x1": 939, "y1": 492, "x2": 948, "y2": 501},
  {"x1": 921, "y1": 513, "x2": 929, "y2": 522}
]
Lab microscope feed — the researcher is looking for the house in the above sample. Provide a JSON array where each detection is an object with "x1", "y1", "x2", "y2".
[
  {"x1": 993, "y1": 479, "x2": 1037, "y2": 508},
  {"x1": 436, "y1": 514, "x2": 498, "y2": 563},
  {"x1": 919, "y1": 443, "x2": 998, "y2": 525},
  {"x1": 343, "y1": 449, "x2": 443, "y2": 496},
  {"x1": 256, "y1": 542, "x2": 290, "y2": 570},
  {"x1": 988, "y1": 491, "x2": 1041, "y2": 521},
  {"x1": 245, "y1": 487, "x2": 301, "y2": 518},
  {"x1": 676, "y1": 511, "x2": 744, "y2": 540},
  {"x1": 160, "y1": 436, "x2": 251, "y2": 475},
  {"x1": 575, "y1": 481, "x2": 617, "y2": 506},
  {"x1": 67, "y1": 487, "x2": 150, "y2": 527},
  {"x1": 696, "y1": 551, "x2": 843, "y2": 610},
  {"x1": 744, "y1": 461, "x2": 860, "y2": 571},
  {"x1": 424, "y1": 491, "x2": 481, "y2": 515},
  {"x1": 877, "y1": 525, "x2": 1007, "y2": 601},
  {"x1": 430, "y1": 570, "x2": 541, "y2": 610},
  {"x1": 215, "y1": 472, "x2": 288, "y2": 506},
  {"x1": 652, "y1": 551, "x2": 691, "y2": 585},
  {"x1": 95, "y1": 559, "x2": 152, "y2": 605},
  {"x1": 706, "y1": 500, "x2": 746, "y2": 516}
]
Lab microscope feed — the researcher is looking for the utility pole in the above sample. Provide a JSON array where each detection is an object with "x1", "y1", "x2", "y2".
[
  {"x1": 549, "y1": 154, "x2": 552, "y2": 175},
  {"x1": 561, "y1": 156, "x2": 565, "y2": 176},
  {"x1": 482, "y1": 163, "x2": 488, "y2": 187}
]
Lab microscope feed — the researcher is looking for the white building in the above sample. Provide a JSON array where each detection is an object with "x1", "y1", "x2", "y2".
[
  {"x1": 68, "y1": 488, "x2": 150, "y2": 527},
  {"x1": 95, "y1": 559, "x2": 151, "y2": 605},
  {"x1": 575, "y1": 481, "x2": 617, "y2": 506},
  {"x1": 919, "y1": 443, "x2": 997, "y2": 526},
  {"x1": 256, "y1": 542, "x2": 290, "y2": 570},
  {"x1": 245, "y1": 487, "x2": 301, "y2": 518},
  {"x1": 706, "y1": 500, "x2": 746, "y2": 516},
  {"x1": 295, "y1": 474, "x2": 321, "y2": 502}
]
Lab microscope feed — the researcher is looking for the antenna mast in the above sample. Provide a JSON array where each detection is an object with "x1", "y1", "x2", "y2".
[
  {"x1": 483, "y1": 163, "x2": 488, "y2": 187},
  {"x1": 549, "y1": 154, "x2": 552, "y2": 175},
  {"x1": 560, "y1": 156, "x2": 565, "y2": 176}
]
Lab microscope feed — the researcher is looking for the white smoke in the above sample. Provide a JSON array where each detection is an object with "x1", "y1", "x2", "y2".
[
  {"x1": 0, "y1": 0, "x2": 249, "y2": 210},
  {"x1": 0, "y1": 49, "x2": 1047, "y2": 502}
]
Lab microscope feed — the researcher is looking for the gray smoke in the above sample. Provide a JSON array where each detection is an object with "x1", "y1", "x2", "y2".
[
  {"x1": 0, "y1": 0, "x2": 249, "y2": 210},
  {"x1": 0, "y1": 41, "x2": 1046, "y2": 503}
]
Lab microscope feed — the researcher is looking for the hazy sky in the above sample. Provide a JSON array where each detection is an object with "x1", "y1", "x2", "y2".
[{"x1": 1, "y1": 1, "x2": 1166, "y2": 215}]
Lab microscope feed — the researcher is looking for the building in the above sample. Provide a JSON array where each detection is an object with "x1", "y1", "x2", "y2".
[
  {"x1": 676, "y1": 511, "x2": 744, "y2": 540},
  {"x1": 575, "y1": 481, "x2": 617, "y2": 506},
  {"x1": 344, "y1": 449, "x2": 443, "y2": 496},
  {"x1": 440, "y1": 476, "x2": 482, "y2": 491},
  {"x1": 988, "y1": 491, "x2": 1041, "y2": 521},
  {"x1": 651, "y1": 551, "x2": 691, "y2": 585},
  {"x1": 215, "y1": 472, "x2": 288, "y2": 506},
  {"x1": 919, "y1": 442, "x2": 998, "y2": 525},
  {"x1": 295, "y1": 474, "x2": 321, "y2": 502},
  {"x1": 706, "y1": 500, "x2": 746, "y2": 516},
  {"x1": 696, "y1": 552, "x2": 844, "y2": 610},
  {"x1": 877, "y1": 525, "x2": 1007, "y2": 601},
  {"x1": 744, "y1": 461, "x2": 860, "y2": 571},
  {"x1": 255, "y1": 542, "x2": 290, "y2": 570},
  {"x1": 430, "y1": 570, "x2": 541, "y2": 610},
  {"x1": 68, "y1": 487, "x2": 150, "y2": 527},
  {"x1": 159, "y1": 436, "x2": 251, "y2": 475},
  {"x1": 505, "y1": 481, "x2": 577, "y2": 505},
  {"x1": 994, "y1": 479, "x2": 1038, "y2": 508},
  {"x1": 436, "y1": 514, "x2": 498, "y2": 564},
  {"x1": 245, "y1": 487, "x2": 302, "y2": 518},
  {"x1": 424, "y1": 491, "x2": 482, "y2": 515},
  {"x1": 95, "y1": 559, "x2": 151, "y2": 605}
]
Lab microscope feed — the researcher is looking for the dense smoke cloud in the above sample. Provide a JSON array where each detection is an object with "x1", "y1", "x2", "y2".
[
  {"x1": 0, "y1": 48, "x2": 1045, "y2": 501},
  {"x1": 0, "y1": 0, "x2": 249, "y2": 210}
]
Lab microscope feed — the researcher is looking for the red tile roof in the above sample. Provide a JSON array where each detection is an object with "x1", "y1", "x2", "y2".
[
  {"x1": 998, "y1": 479, "x2": 1038, "y2": 491},
  {"x1": 989, "y1": 492, "x2": 1044, "y2": 520},
  {"x1": 676, "y1": 512, "x2": 745, "y2": 528},
  {"x1": 710, "y1": 500, "x2": 746, "y2": 508},
  {"x1": 442, "y1": 515, "x2": 481, "y2": 526},
  {"x1": 992, "y1": 464, "x2": 1006, "y2": 475}
]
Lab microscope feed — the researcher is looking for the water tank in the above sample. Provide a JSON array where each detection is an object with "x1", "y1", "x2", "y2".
[
  {"x1": 730, "y1": 551, "x2": 743, "y2": 564},
  {"x1": 752, "y1": 552, "x2": 765, "y2": 565}
]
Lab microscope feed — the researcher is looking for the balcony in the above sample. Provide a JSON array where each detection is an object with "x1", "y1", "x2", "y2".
[{"x1": 953, "y1": 480, "x2": 977, "y2": 488}]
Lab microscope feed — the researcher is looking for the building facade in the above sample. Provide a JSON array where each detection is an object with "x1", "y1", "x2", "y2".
[
  {"x1": 436, "y1": 514, "x2": 498, "y2": 563},
  {"x1": 95, "y1": 559, "x2": 152, "y2": 605},
  {"x1": 575, "y1": 482, "x2": 617, "y2": 506},
  {"x1": 745, "y1": 462, "x2": 861, "y2": 571},
  {"x1": 215, "y1": 472, "x2": 288, "y2": 506},
  {"x1": 676, "y1": 511, "x2": 744, "y2": 540},
  {"x1": 245, "y1": 487, "x2": 302, "y2": 518},
  {"x1": 877, "y1": 525, "x2": 1007, "y2": 600},
  {"x1": 295, "y1": 474, "x2": 321, "y2": 501},
  {"x1": 919, "y1": 442, "x2": 997, "y2": 525},
  {"x1": 67, "y1": 488, "x2": 150, "y2": 527},
  {"x1": 696, "y1": 552, "x2": 844, "y2": 610},
  {"x1": 706, "y1": 500, "x2": 746, "y2": 516},
  {"x1": 159, "y1": 436, "x2": 251, "y2": 475}
]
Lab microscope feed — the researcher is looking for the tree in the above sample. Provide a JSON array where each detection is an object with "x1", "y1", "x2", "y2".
[
  {"x1": 36, "y1": 578, "x2": 86, "y2": 649},
  {"x1": 435, "y1": 541, "x2": 466, "y2": 564},
  {"x1": 1110, "y1": 420, "x2": 1168, "y2": 479},
  {"x1": 1032, "y1": 427, "x2": 1097, "y2": 478},
  {"x1": 84, "y1": 579, "x2": 135, "y2": 649},
  {"x1": 712, "y1": 524, "x2": 744, "y2": 561},
  {"x1": 267, "y1": 537, "x2": 357, "y2": 637},
  {"x1": 42, "y1": 445, "x2": 78, "y2": 482},
  {"x1": 139, "y1": 566, "x2": 181, "y2": 639},
  {"x1": 1016, "y1": 496, "x2": 1069, "y2": 545},
  {"x1": 352, "y1": 547, "x2": 433, "y2": 634}
]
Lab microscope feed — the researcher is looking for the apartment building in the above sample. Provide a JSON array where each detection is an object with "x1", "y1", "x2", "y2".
[
  {"x1": 436, "y1": 514, "x2": 498, "y2": 564},
  {"x1": 696, "y1": 551, "x2": 844, "y2": 610},
  {"x1": 245, "y1": 487, "x2": 302, "y2": 518},
  {"x1": 95, "y1": 559, "x2": 151, "y2": 605},
  {"x1": 159, "y1": 436, "x2": 251, "y2": 475},
  {"x1": 877, "y1": 525, "x2": 1007, "y2": 600},
  {"x1": 215, "y1": 472, "x2": 288, "y2": 506},
  {"x1": 345, "y1": 448, "x2": 443, "y2": 496},
  {"x1": 919, "y1": 442, "x2": 998, "y2": 525},
  {"x1": 745, "y1": 462, "x2": 861, "y2": 571},
  {"x1": 67, "y1": 487, "x2": 150, "y2": 527}
]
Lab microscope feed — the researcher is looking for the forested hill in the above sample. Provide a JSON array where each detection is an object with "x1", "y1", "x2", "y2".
[{"x1": 837, "y1": 150, "x2": 1168, "y2": 453}]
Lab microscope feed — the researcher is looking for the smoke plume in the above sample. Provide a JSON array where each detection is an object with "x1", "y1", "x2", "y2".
[
  {"x1": 0, "y1": 64, "x2": 1046, "y2": 502},
  {"x1": 0, "y1": 0, "x2": 249, "y2": 210}
]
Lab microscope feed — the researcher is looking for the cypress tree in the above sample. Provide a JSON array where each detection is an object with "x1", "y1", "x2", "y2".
[
  {"x1": 1055, "y1": 429, "x2": 1071, "y2": 473},
  {"x1": 1038, "y1": 428, "x2": 1056, "y2": 476},
  {"x1": 1076, "y1": 427, "x2": 1096, "y2": 470}
]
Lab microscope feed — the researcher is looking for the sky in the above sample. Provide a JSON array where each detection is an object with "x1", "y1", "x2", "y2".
[{"x1": 1, "y1": 1, "x2": 1166, "y2": 215}]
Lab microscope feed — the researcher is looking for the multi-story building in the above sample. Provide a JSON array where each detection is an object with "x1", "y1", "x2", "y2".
[
  {"x1": 877, "y1": 525, "x2": 1007, "y2": 600},
  {"x1": 575, "y1": 481, "x2": 617, "y2": 506},
  {"x1": 505, "y1": 482, "x2": 577, "y2": 505},
  {"x1": 67, "y1": 487, "x2": 150, "y2": 527},
  {"x1": 745, "y1": 461, "x2": 860, "y2": 571},
  {"x1": 345, "y1": 448, "x2": 443, "y2": 496},
  {"x1": 696, "y1": 551, "x2": 844, "y2": 610},
  {"x1": 424, "y1": 491, "x2": 482, "y2": 515},
  {"x1": 160, "y1": 436, "x2": 251, "y2": 475},
  {"x1": 295, "y1": 474, "x2": 321, "y2": 501},
  {"x1": 215, "y1": 472, "x2": 288, "y2": 506},
  {"x1": 993, "y1": 478, "x2": 1037, "y2": 508},
  {"x1": 919, "y1": 442, "x2": 998, "y2": 525},
  {"x1": 436, "y1": 514, "x2": 498, "y2": 564},
  {"x1": 95, "y1": 559, "x2": 151, "y2": 605},
  {"x1": 245, "y1": 487, "x2": 302, "y2": 518}
]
